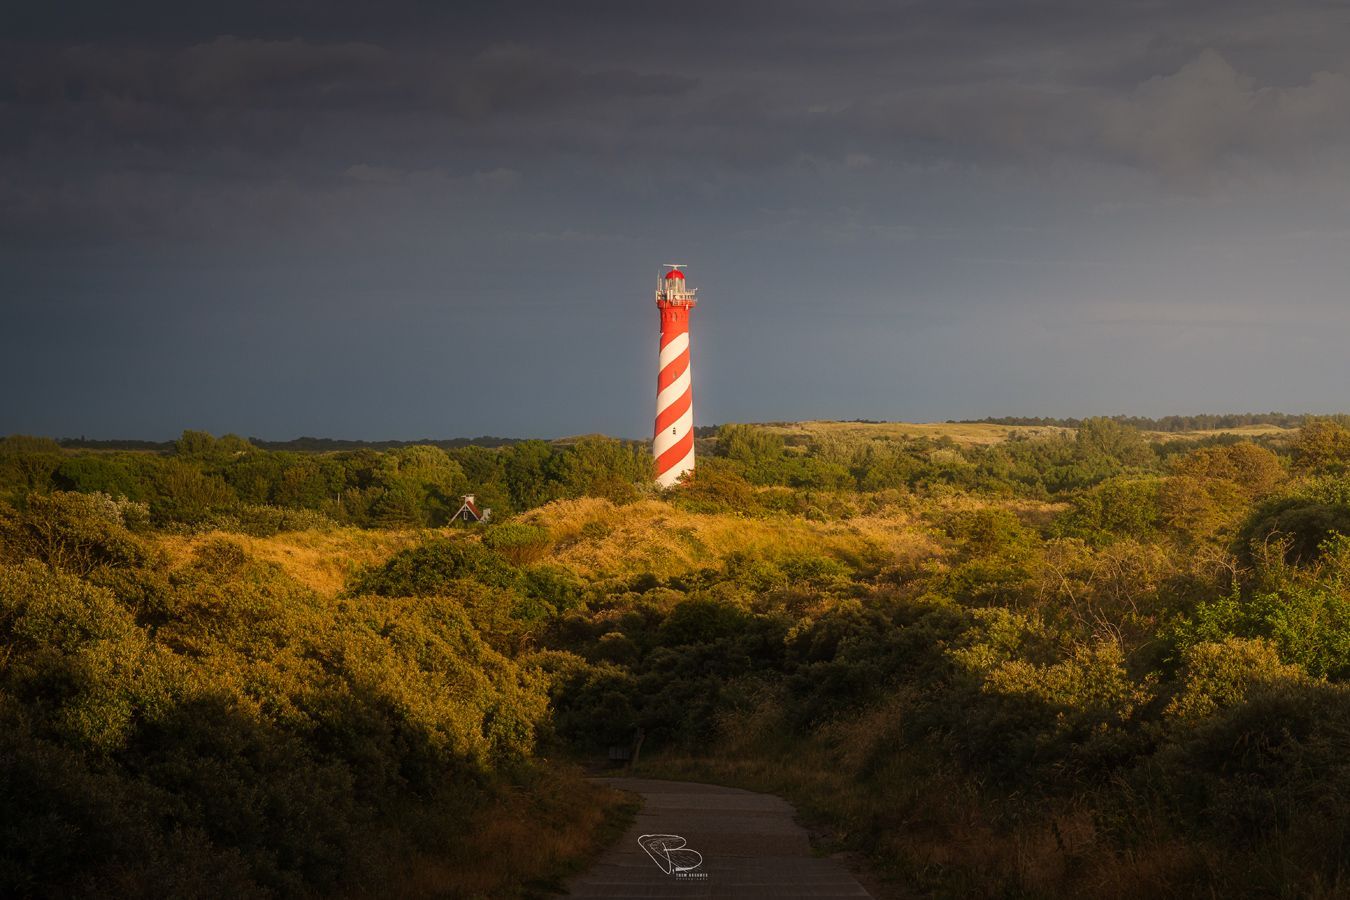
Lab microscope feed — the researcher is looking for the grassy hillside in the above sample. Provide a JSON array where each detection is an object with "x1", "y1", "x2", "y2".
[
  {"x1": 757, "y1": 420, "x2": 1073, "y2": 445},
  {"x1": 752, "y1": 418, "x2": 1296, "y2": 446}
]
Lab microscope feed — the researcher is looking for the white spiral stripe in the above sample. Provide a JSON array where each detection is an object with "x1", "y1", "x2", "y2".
[
  {"x1": 655, "y1": 368, "x2": 691, "y2": 415},
  {"x1": 653, "y1": 406, "x2": 694, "y2": 458},
  {"x1": 659, "y1": 332, "x2": 689, "y2": 369},
  {"x1": 655, "y1": 445, "x2": 695, "y2": 488}
]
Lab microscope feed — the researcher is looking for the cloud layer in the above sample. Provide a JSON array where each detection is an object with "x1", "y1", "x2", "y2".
[{"x1": 3, "y1": 1, "x2": 1350, "y2": 437}]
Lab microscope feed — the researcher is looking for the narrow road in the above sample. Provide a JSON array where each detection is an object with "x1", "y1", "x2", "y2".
[{"x1": 561, "y1": 777, "x2": 873, "y2": 899}]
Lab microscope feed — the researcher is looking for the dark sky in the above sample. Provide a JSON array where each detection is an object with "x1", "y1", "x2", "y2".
[{"x1": 4, "y1": 1, "x2": 1350, "y2": 440}]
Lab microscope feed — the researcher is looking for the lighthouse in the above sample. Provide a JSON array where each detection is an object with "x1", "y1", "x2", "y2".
[{"x1": 653, "y1": 264, "x2": 698, "y2": 488}]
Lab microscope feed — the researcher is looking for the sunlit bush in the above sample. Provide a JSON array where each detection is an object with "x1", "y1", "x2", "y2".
[
  {"x1": 0, "y1": 492, "x2": 149, "y2": 575},
  {"x1": 1165, "y1": 637, "x2": 1308, "y2": 723},
  {"x1": 349, "y1": 537, "x2": 519, "y2": 596}
]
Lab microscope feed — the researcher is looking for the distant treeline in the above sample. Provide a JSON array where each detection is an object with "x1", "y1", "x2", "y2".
[
  {"x1": 1, "y1": 430, "x2": 652, "y2": 532},
  {"x1": 959, "y1": 412, "x2": 1319, "y2": 431},
  {"x1": 51, "y1": 416, "x2": 1312, "y2": 452}
]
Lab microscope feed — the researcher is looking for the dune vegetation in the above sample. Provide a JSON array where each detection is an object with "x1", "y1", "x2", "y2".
[{"x1": 4, "y1": 417, "x2": 1350, "y2": 896}]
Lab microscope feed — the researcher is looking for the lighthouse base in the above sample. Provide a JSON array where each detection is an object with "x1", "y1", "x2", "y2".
[{"x1": 655, "y1": 447, "x2": 695, "y2": 488}]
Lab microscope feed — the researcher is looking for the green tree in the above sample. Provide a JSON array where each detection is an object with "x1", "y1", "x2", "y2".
[
  {"x1": 504, "y1": 441, "x2": 562, "y2": 510},
  {"x1": 173, "y1": 430, "x2": 254, "y2": 465},
  {"x1": 0, "y1": 435, "x2": 63, "y2": 499},
  {"x1": 1291, "y1": 418, "x2": 1350, "y2": 474},
  {"x1": 1074, "y1": 418, "x2": 1154, "y2": 468},
  {"x1": 375, "y1": 446, "x2": 466, "y2": 526},
  {"x1": 1171, "y1": 442, "x2": 1284, "y2": 498},
  {"x1": 555, "y1": 437, "x2": 650, "y2": 502},
  {"x1": 52, "y1": 457, "x2": 146, "y2": 501}
]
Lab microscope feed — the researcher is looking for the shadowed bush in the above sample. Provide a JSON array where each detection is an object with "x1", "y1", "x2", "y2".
[{"x1": 0, "y1": 518, "x2": 587, "y2": 897}]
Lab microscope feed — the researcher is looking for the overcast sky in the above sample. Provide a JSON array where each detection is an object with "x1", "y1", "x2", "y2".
[{"x1": 4, "y1": 1, "x2": 1350, "y2": 440}]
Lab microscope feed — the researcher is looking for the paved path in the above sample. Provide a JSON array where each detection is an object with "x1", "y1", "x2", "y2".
[{"x1": 560, "y1": 777, "x2": 873, "y2": 899}]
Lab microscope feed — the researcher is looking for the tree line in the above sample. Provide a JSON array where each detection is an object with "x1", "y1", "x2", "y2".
[{"x1": 0, "y1": 431, "x2": 651, "y2": 532}]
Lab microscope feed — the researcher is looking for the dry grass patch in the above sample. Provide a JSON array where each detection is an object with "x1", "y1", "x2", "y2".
[
  {"x1": 756, "y1": 420, "x2": 1072, "y2": 446},
  {"x1": 746, "y1": 418, "x2": 1295, "y2": 448},
  {"x1": 520, "y1": 498, "x2": 943, "y2": 579},
  {"x1": 1145, "y1": 424, "x2": 1296, "y2": 441},
  {"x1": 155, "y1": 527, "x2": 428, "y2": 596}
]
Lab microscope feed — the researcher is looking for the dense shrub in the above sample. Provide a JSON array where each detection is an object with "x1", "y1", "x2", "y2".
[
  {"x1": 959, "y1": 640, "x2": 1156, "y2": 780},
  {"x1": 1056, "y1": 476, "x2": 1165, "y2": 543},
  {"x1": 349, "y1": 538, "x2": 519, "y2": 596},
  {"x1": 0, "y1": 519, "x2": 554, "y2": 896},
  {"x1": 1157, "y1": 680, "x2": 1350, "y2": 863},
  {"x1": 1164, "y1": 638, "x2": 1307, "y2": 722},
  {"x1": 0, "y1": 492, "x2": 149, "y2": 575},
  {"x1": 1177, "y1": 584, "x2": 1350, "y2": 678},
  {"x1": 1241, "y1": 477, "x2": 1350, "y2": 564}
]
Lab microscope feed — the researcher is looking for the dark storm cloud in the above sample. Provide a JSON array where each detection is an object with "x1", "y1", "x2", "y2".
[
  {"x1": 4, "y1": 1, "x2": 1350, "y2": 437},
  {"x1": 5, "y1": 1, "x2": 1350, "y2": 197}
]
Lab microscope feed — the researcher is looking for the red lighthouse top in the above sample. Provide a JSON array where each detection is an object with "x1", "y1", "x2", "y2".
[{"x1": 656, "y1": 265, "x2": 697, "y2": 308}]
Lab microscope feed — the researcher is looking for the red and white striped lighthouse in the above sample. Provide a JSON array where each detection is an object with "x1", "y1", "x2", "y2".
[{"x1": 653, "y1": 264, "x2": 698, "y2": 488}]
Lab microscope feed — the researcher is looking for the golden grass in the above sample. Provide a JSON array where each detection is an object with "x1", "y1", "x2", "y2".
[
  {"x1": 518, "y1": 497, "x2": 948, "y2": 580},
  {"x1": 751, "y1": 419, "x2": 1297, "y2": 447},
  {"x1": 155, "y1": 527, "x2": 428, "y2": 596},
  {"x1": 756, "y1": 420, "x2": 1070, "y2": 445},
  {"x1": 1144, "y1": 424, "x2": 1297, "y2": 440},
  {"x1": 148, "y1": 491, "x2": 1063, "y2": 592}
]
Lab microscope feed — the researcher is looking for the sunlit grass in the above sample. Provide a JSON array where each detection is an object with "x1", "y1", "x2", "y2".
[
  {"x1": 749, "y1": 418, "x2": 1296, "y2": 447},
  {"x1": 757, "y1": 419, "x2": 1070, "y2": 445},
  {"x1": 158, "y1": 526, "x2": 428, "y2": 596},
  {"x1": 514, "y1": 497, "x2": 946, "y2": 579}
]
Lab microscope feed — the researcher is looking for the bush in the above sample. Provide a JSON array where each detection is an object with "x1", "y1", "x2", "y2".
[
  {"x1": 1179, "y1": 586, "x2": 1350, "y2": 680},
  {"x1": 1171, "y1": 442, "x2": 1284, "y2": 498},
  {"x1": 1158, "y1": 680, "x2": 1350, "y2": 863},
  {"x1": 1057, "y1": 476, "x2": 1164, "y2": 543},
  {"x1": 1241, "y1": 477, "x2": 1350, "y2": 564},
  {"x1": 0, "y1": 520, "x2": 557, "y2": 895},
  {"x1": 349, "y1": 538, "x2": 519, "y2": 596},
  {"x1": 1165, "y1": 638, "x2": 1308, "y2": 723},
  {"x1": 0, "y1": 492, "x2": 149, "y2": 575},
  {"x1": 669, "y1": 460, "x2": 758, "y2": 514},
  {"x1": 960, "y1": 640, "x2": 1156, "y2": 781},
  {"x1": 531, "y1": 651, "x2": 639, "y2": 750},
  {"x1": 199, "y1": 504, "x2": 336, "y2": 536},
  {"x1": 1291, "y1": 419, "x2": 1350, "y2": 474}
]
